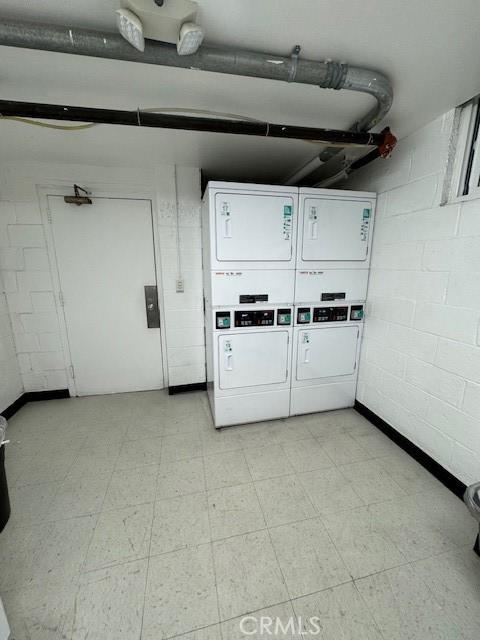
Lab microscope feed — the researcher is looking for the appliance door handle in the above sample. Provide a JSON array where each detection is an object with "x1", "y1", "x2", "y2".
[
  {"x1": 224, "y1": 216, "x2": 232, "y2": 238},
  {"x1": 303, "y1": 348, "x2": 310, "y2": 364},
  {"x1": 225, "y1": 353, "x2": 233, "y2": 370},
  {"x1": 310, "y1": 220, "x2": 318, "y2": 239}
]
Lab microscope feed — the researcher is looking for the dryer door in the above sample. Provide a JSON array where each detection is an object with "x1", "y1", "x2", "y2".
[
  {"x1": 296, "y1": 326, "x2": 359, "y2": 380},
  {"x1": 215, "y1": 193, "x2": 294, "y2": 262},
  {"x1": 301, "y1": 197, "x2": 372, "y2": 262},
  {"x1": 218, "y1": 331, "x2": 289, "y2": 390}
]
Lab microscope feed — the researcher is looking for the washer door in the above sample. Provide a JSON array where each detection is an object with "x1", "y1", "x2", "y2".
[
  {"x1": 218, "y1": 331, "x2": 289, "y2": 390},
  {"x1": 296, "y1": 326, "x2": 359, "y2": 380}
]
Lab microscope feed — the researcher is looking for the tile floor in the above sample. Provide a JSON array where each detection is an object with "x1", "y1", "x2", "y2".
[{"x1": 0, "y1": 390, "x2": 479, "y2": 639}]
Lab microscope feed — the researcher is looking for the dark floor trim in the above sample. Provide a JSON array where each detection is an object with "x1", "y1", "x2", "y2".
[
  {"x1": 0, "y1": 395, "x2": 27, "y2": 420},
  {"x1": 355, "y1": 401, "x2": 467, "y2": 500},
  {"x1": 168, "y1": 382, "x2": 207, "y2": 395},
  {"x1": 1, "y1": 389, "x2": 70, "y2": 420}
]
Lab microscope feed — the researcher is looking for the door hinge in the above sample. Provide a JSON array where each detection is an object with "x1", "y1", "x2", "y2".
[
  {"x1": 59, "y1": 291, "x2": 65, "y2": 307},
  {"x1": 69, "y1": 364, "x2": 75, "y2": 379}
]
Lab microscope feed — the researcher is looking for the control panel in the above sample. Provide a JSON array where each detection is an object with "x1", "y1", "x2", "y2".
[
  {"x1": 235, "y1": 310, "x2": 274, "y2": 327},
  {"x1": 216, "y1": 308, "x2": 292, "y2": 329},
  {"x1": 296, "y1": 304, "x2": 364, "y2": 325},
  {"x1": 313, "y1": 306, "x2": 348, "y2": 322}
]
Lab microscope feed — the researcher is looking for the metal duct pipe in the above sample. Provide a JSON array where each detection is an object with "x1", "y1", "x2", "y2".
[
  {"x1": 0, "y1": 99, "x2": 390, "y2": 147},
  {"x1": 0, "y1": 19, "x2": 392, "y2": 144},
  {"x1": 0, "y1": 18, "x2": 393, "y2": 184}
]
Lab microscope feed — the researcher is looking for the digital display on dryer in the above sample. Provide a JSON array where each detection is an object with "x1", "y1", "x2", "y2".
[
  {"x1": 234, "y1": 310, "x2": 274, "y2": 327},
  {"x1": 313, "y1": 307, "x2": 348, "y2": 322}
]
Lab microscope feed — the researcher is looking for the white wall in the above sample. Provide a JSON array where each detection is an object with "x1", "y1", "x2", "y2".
[
  {"x1": 347, "y1": 111, "x2": 480, "y2": 485},
  {"x1": 0, "y1": 266, "x2": 23, "y2": 413},
  {"x1": 0, "y1": 161, "x2": 204, "y2": 394}
]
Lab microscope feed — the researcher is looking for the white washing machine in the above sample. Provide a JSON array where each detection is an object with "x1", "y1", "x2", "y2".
[
  {"x1": 202, "y1": 182, "x2": 298, "y2": 306},
  {"x1": 290, "y1": 302, "x2": 364, "y2": 415},
  {"x1": 295, "y1": 187, "x2": 376, "y2": 304},
  {"x1": 206, "y1": 305, "x2": 293, "y2": 427}
]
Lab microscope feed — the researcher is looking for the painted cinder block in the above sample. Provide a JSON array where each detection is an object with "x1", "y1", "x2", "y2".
[
  {"x1": 6, "y1": 292, "x2": 33, "y2": 314},
  {"x1": 446, "y1": 271, "x2": 480, "y2": 310},
  {"x1": 8, "y1": 224, "x2": 45, "y2": 248},
  {"x1": 1, "y1": 271, "x2": 17, "y2": 293},
  {"x1": 450, "y1": 442, "x2": 480, "y2": 485},
  {"x1": 414, "y1": 418, "x2": 453, "y2": 469},
  {"x1": 462, "y1": 382, "x2": 480, "y2": 419},
  {"x1": 405, "y1": 357, "x2": 465, "y2": 406},
  {"x1": 15, "y1": 333, "x2": 40, "y2": 353},
  {"x1": 414, "y1": 302, "x2": 479, "y2": 344},
  {"x1": 387, "y1": 323, "x2": 438, "y2": 363},
  {"x1": 14, "y1": 202, "x2": 42, "y2": 224},
  {"x1": 435, "y1": 339, "x2": 480, "y2": 384},
  {"x1": 385, "y1": 174, "x2": 438, "y2": 217},
  {"x1": 370, "y1": 297, "x2": 416, "y2": 327},
  {"x1": 0, "y1": 247, "x2": 24, "y2": 270},
  {"x1": 16, "y1": 271, "x2": 54, "y2": 293},
  {"x1": 30, "y1": 351, "x2": 65, "y2": 372},
  {"x1": 426, "y1": 396, "x2": 480, "y2": 453},
  {"x1": 366, "y1": 342, "x2": 406, "y2": 378},
  {"x1": 23, "y1": 248, "x2": 50, "y2": 271},
  {"x1": 20, "y1": 311, "x2": 61, "y2": 334},
  {"x1": 458, "y1": 198, "x2": 480, "y2": 237}
]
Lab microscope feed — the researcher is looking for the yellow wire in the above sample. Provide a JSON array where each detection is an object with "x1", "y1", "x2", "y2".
[
  {"x1": 0, "y1": 116, "x2": 97, "y2": 130},
  {"x1": 0, "y1": 111, "x2": 368, "y2": 147}
]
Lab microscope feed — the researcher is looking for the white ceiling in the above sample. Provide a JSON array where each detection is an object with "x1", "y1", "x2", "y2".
[{"x1": 1, "y1": 0, "x2": 480, "y2": 182}]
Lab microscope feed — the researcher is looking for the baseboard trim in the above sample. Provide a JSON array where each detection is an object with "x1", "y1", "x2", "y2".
[
  {"x1": 168, "y1": 382, "x2": 207, "y2": 395},
  {"x1": 354, "y1": 401, "x2": 467, "y2": 500},
  {"x1": 1, "y1": 389, "x2": 70, "y2": 420}
]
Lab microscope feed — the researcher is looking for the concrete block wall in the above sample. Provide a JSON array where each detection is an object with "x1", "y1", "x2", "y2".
[
  {"x1": 0, "y1": 161, "x2": 204, "y2": 398},
  {"x1": 347, "y1": 111, "x2": 480, "y2": 484},
  {"x1": 0, "y1": 198, "x2": 67, "y2": 393},
  {"x1": 0, "y1": 270, "x2": 22, "y2": 413}
]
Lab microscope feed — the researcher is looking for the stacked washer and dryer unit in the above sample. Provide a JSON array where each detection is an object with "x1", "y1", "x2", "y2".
[{"x1": 202, "y1": 182, "x2": 376, "y2": 428}]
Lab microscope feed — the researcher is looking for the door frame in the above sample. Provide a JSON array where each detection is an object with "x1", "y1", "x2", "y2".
[{"x1": 37, "y1": 184, "x2": 169, "y2": 396}]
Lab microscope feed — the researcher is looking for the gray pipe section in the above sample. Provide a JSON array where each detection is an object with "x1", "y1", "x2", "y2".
[{"x1": 0, "y1": 18, "x2": 393, "y2": 181}]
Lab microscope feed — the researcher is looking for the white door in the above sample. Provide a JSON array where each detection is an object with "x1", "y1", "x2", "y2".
[
  {"x1": 296, "y1": 326, "x2": 359, "y2": 380},
  {"x1": 218, "y1": 331, "x2": 289, "y2": 389},
  {"x1": 48, "y1": 196, "x2": 164, "y2": 396},
  {"x1": 215, "y1": 193, "x2": 294, "y2": 262},
  {"x1": 301, "y1": 197, "x2": 372, "y2": 262}
]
